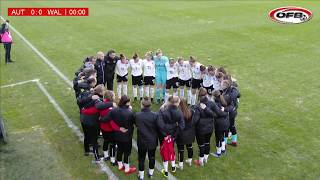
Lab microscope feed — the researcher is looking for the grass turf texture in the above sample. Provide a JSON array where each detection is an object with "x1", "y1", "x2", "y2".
[{"x1": 1, "y1": 1, "x2": 320, "y2": 179}]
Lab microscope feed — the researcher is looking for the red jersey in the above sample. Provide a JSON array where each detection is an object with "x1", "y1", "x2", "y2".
[{"x1": 160, "y1": 135, "x2": 175, "y2": 161}]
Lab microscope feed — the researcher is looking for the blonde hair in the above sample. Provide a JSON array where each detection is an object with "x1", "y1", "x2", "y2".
[
  {"x1": 103, "y1": 90, "x2": 115, "y2": 101},
  {"x1": 96, "y1": 51, "x2": 104, "y2": 59},
  {"x1": 94, "y1": 84, "x2": 105, "y2": 96},
  {"x1": 145, "y1": 51, "x2": 153, "y2": 58},
  {"x1": 198, "y1": 87, "x2": 207, "y2": 100}
]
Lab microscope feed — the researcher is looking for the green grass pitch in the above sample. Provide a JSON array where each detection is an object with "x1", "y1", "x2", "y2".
[{"x1": 1, "y1": 1, "x2": 320, "y2": 180}]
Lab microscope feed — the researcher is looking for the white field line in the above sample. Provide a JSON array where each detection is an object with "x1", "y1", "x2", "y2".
[
  {"x1": 0, "y1": 79, "x2": 39, "y2": 88},
  {"x1": 1, "y1": 79, "x2": 118, "y2": 180},
  {"x1": 0, "y1": 16, "x2": 73, "y2": 87},
  {"x1": 1, "y1": 16, "x2": 176, "y2": 180}
]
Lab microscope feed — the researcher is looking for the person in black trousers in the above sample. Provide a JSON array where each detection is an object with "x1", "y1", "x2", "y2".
[
  {"x1": 1, "y1": 20, "x2": 14, "y2": 64},
  {"x1": 101, "y1": 95, "x2": 136, "y2": 175},
  {"x1": 134, "y1": 97, "x2": 158, "y2": 180},
  {"x1": 77, "y1": 83, "x2": 112, "y2": 162},
  {"x1": 94, "y1": 51, "x2": 106, "y2": 85},
  {"x1": 212, "y1": 90, "x2": 230, "y2": 157},
  {"x1": 157, "y1": 96, "x2": 185, "y2": 177},
  {"x1": 176, "y1": 98, "x2": 198, "y2": 169},
  {"x1": 221, "y1": 79, "x2": 240, "y2": 147},
  {"x1": 193, "y1": 87, "x2": 228, "y2": 165},
  {"x1": 104, "y1": 49, "x2": 119, "y2": 90}
]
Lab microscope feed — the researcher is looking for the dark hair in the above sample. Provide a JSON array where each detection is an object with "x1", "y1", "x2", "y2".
[
  {"x1": 200, "y1": 65, "x2": 206, "y2": 72},
  {"x1": 87, "y1": 77, "x2": 96, "y2": 85},
  {"x1": 119, "y1": 54, "x2": 126, "y2": 60},
  {"x1": 199, "y1": 96, "x2": 208, "y2": 104},
  {"x1": 141, "y1": 97, "x2": 151, "y2": 108},
  {"x1": 83, "y1": 57, "x2": 90, "y2": 63},
  {"x1": 217, "y1": 67, "x2": 226, "y2": 74},
  {"x1": 216, "y1": 72, "x2": 224, "y2": 79},
  {"x1": 132, "y1": 53, "x2": 139, "y2": 60},
  {"x1": 118, "y1": 95, "x2": 130, "y2": 107},
  {"x1": 107, "y1": 49, "x2": 116, "y2": 56},
  {"x1": 84, "y1": 68, "x2": 97, "y2": 78},
  {"x1": 189, "y1": 56, "x2": 196, "y2": 63},
  {"x1": 179, "y1": 98, "x2": 192, "y2": 121},
  {"x1": 88, "y1": 56, "x2": 96, "y2": 62},
  {"x1": 5, "y1": 20, "x2": 9, "y2": 23},
  {"x1": 207, "y1": 65, "x2": 215, "y2": 72},
  {"x1": 223, "y1": 74, "x2": 231, "y2": 80}
]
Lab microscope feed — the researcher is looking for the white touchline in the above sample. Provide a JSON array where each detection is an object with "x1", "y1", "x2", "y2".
[
  {"x1": 1, "y1": 79, "x2": 118, "y2": 180},
  {"x1": 0, "y1": 16, "x2": 177, "y2": 180}
]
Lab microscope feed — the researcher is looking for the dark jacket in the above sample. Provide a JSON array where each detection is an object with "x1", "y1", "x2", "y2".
[
  {"x1": 104, "y1": 55, "x2": 119, "y2": 79},
  {"x1": 223, "y1": 86, "x2": 240, "y2": 111},
  {"x1": 194, "y1": 99, "x2": 228, "y2": 134},
  {"x1": 134, "y1": 108, "x2": 159, "y2": 149},
  {"x1": 94, "y1": 58, "x2": 106, "y2": 85},
  {"x1": 176, "y1": 109, "x2": 198, "y2": 145},
  {"x1": 157, "y1": 105, "x2": 185, "y2": 139},
  {"x1": 214, "y1": 98, "x2": 230, "y2": 131},
  {"x1": 101, "y1": 105, "x2": 134, "y2": 142},
  {"x1": 79, "y1": 94, "x2": 113, "y2": 126},
  {"x1": 73, "y1": 78, "x2": 91, "y2": 98},
  {"x1": 77, "y1": 90, "x2": 93, "y2": 109}
]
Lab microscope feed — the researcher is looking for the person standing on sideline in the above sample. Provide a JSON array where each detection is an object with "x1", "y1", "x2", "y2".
[
  {"x1": 0, "y1": 20, "x2": 14, "y2": 64},
  {"x1": 104, "y1": 49, "x2": 119, "y2": 91},
  {"x1": 154, "y1": 49, "x2": 169, "y2": 104}
]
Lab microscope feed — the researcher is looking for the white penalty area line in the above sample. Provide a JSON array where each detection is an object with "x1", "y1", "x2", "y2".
[
  {"x1": 1, "y1": 16, "x2": 177, "y2": 180},
  {"x1": 1, "y1": 79, "x2": 118, "y2": 180}
]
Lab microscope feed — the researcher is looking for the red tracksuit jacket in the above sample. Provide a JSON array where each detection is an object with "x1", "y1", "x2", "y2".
[
  {"x1": 80, "y1": 99, "x2": 120, "y2": 131},
  {"x1": 160, "y1": 135, "x2": 175, "y2": 161}
]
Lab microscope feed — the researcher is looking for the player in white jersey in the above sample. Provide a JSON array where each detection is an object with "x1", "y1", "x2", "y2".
[
  {"x1": 129, "y1": 53, "x2": 144, "y2": 101},
  {"x1": 142, "y1": 51, "x2": 156, "y2": 102},
  {"x1": 177, "y1": 57, "x2": 192, "y2": 104},
  {"x1": 202, "y1": 65, "x2": 215, "y2": 99},
  {"x1": 165, "y1": 58, "x2": 179, "y2": 102},
  {"x1": 213, "y1": 71, "x2": 224, "y2": 91},
  {"x1": 115, "y1": 54, "x2": 130, "y2": 98},
  {"x1": 189, "y1": 56, "x2": 206, "y2": 105}
]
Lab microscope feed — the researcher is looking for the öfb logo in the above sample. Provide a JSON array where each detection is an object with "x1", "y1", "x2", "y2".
[{"x1": 269, "y1": 6, "x2": 313, "y2": 24}]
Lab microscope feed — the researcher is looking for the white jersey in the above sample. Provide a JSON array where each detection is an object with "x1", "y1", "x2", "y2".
[
  {"x1": 212, "y1": 76, "x2": 221, "y2": 90},
  {"x1": 166, "y1": 62, "x2": 179, "y2": 80},
  {"x1": 116, "y1": 60, "x2": 130, "y2": 77},
  {"x1": 142, "y1": 59, "x2": 155, "y2": 77},
  {"x1": 129, "y1": 59, "x2": 143, "y2": 76},
  {"x1": 178, "y1": 61, "x2": 192, "y2": 81},
  {"x1": 202, "y1": 72, "x2": 213, "y2": 87},
  {"x1": 191, "y1": 62, "x2": 202, "y2": 80}
]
